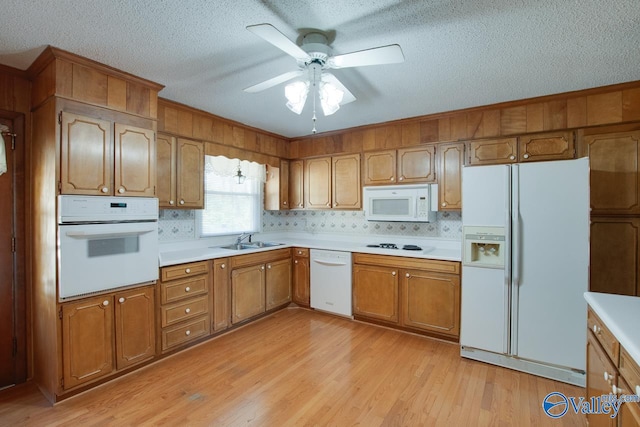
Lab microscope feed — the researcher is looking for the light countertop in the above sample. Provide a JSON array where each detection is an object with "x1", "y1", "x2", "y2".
[
  {"x1": 158, "y1": 232, "x2": 462, "y2": 267},
  {"x1": 584, "y1": 292, "x2": 640, "y2": 366}
]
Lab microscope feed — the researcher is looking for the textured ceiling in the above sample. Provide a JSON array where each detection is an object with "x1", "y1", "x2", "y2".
[{"x1": 1, "y1": 0, "x2": 639, "y2": 138}]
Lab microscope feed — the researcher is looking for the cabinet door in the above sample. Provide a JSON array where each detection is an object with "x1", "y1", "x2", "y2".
[
  {"x1": 437, "y1": 142, "x2": 464, "y2": 211},
  {"x1": 304, "y1": 157, "x2": 332, "y2": 209},
  {"x1": 176, "y1": 138, "x2": 204, "y2": 209},
  {"x1": 264, "y1": 164, "x2": 280, "y2": 211},
  {"x1": 114, "y1": 287, "x2": 155, "y2": 370},
  {"x1": 292, "y1": 255, "x2": 310, "y2": 307},
  {"x1": 213, "y1": 258, "x2": 230, "y2": 332},
  {"x1": 618, "y1": 377, "x2": 640, "y2": 427},
  {"x1": 62, "y1": 296, "x2": 114, "y2": 389},
  {"x1": 586, "y1": 332, "x2": 617, "y2": 427},
  {"x1": 231, "y1": 265, "x2": 266, "y2": 324},
  {"x1": 363, "y1": 150, "x2": 396, "y2": 185},
  {"x1": 590, "y1": 217, "x2": 640, "y2": 296},
  {"x1": 467, "y1": 138, "x2": 517, "y2": 165},
  {"x1": 280, "y1": 160, "x2": 290, "y2": 210},
  {"x1": 60, "y1": 112, "x2": 113, "y2": 195},
  {"x1": 397, "y1": 145, "x2": 436, "y2": 183},
  {"x1": 266, "y1": 258, "x2": 292, "y2": 310},
  {"x1": 114, "y1": 123, "x2": 155, "y2": 197},
  {"x1": 289, "y1": 160, "x2": 304, "y2": 209},
  {"x1": 157, "y1": 133, "x2": 177, "y2": 207},
  {"x1": 401, "y1": 270, "x2": 460, "y2": 337},
  {"x1": 332, "y1": 153, "x2": 361, "y2": 209},
  {"x1": 582, "y1": 131, "x2": 640, "y2": 215},
  {"x1": 353, "y1": 264, "x2": 399, "y2": 323},
  {"x1": 519, "y1": 131, "x2": 574, "y2": 162}
]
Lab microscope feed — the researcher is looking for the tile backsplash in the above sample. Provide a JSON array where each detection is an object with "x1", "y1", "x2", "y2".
[{"x1": 159, "y1": 209, "x2": 462, "y2": 242}]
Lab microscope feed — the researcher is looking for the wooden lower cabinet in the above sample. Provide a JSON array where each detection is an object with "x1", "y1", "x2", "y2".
[
  {"x1": 212, "y1": 258, "x2": 230, "y2": 332},
  {"x1": 292, "y1": 248, "x2": 310, "y2": 307},
  {"x1": 353, "y1": 253, "x2": 461, "y2": 339},
  {"x1": 61, "y1": 286, "x2": 155, "y2": 390},
  {"x1": 158, "y1": 261, "x2": 211, "y2": 352},
  {"x1": 401, "y1": 269, "x2": 460, "y2": 337},
  {"x1": 231, "y1": 264, "x2": 266, "y2": 324},
  {"x1": 586, "y1": 331, "x2": 617, "y2": 427},
  {"x1": 266, "y1": 258, "x2": 292, "y2": 310}
]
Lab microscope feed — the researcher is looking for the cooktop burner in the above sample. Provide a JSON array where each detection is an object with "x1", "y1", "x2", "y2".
[{"x1": 365, "y1": 243, "x2": 423, "y2": 251}]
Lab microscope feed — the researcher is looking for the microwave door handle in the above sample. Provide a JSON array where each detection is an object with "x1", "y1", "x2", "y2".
[{"x1": 65, "y1": 230, "x2": 155, "y2": 239}]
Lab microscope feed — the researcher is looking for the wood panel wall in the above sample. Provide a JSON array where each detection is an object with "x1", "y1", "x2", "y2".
[
  {"x1": 158, "y1": 99, "x2": 287, "y2": 167},
  {"x1": 290, "y1": 81, "x2": 640, "y2": 159},
  {"x1": 27, "y1": 47, "x2": 163, "y2": 119}
]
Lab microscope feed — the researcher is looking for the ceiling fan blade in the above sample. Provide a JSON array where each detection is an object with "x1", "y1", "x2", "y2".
[
  {"x1": 322, "y1": 73, "x2": 356, "y2": 105},
  {"x1": 244, "y1": 70, "x2": 304, "y2": 93},
  {"x1": 247, "y1": 23, "x2": 311, "y2": 62},
  {"x1": 328, "y1": 44, "x2": 404, "y2": 69}
]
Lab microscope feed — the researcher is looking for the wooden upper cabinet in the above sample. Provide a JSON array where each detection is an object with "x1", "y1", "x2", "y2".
[
  {"x1": 279, "y1": 160, "x2": 290, "y2": 210},
  {"x1": 289, "y1": 160, "x2": 304, "y2": 209},
  {"x1": 332, "y1": 153, "x2": 361, "y2": 209},
  {"x1": 114, "y1": 286, "x2": 155, "y2": 370},
  {"x1": 61, "y1": 296, "x2": 115, "y2": 390},
  {"x1": 437, "y1": 142, "x2": 464, "y2": 211},
  {"x1": 176, "y1": 138, "x2": 204, "y2": 209},
  {"x1": 363, "y1": 150, "x2": 396, "y2": 185},
  {"x1": 467, "y1": 137, "x2": 517, "y2": 166},
  {"x1": 581, "y1": 130, "x2": 640, "y2": 215},
  {"x1": 156, "y1": 133, "x2": 177, "y2": 207},
  {"x1": 397, "y1": 145, "x2": 436, "y2": 183},
  {"x1": 114, "y1": 124, "x2": 155, "y2": 197},
  {"x1": 60, "y1": 112, "x2": 113, "y2": 195},
  {"x1": 519, "y1": 131, "x2": 575, "y2": 162},
  {"x1": 304, "y1": 157, "x2": 332, "y2": 209},
  {"x1": 264, "y1": 164, "x2": 280, "y2": 211}
]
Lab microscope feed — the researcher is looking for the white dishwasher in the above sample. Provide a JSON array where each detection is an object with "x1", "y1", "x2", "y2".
[{"x1": 310, "y1": 249, "x2": 352, "y2": 317}]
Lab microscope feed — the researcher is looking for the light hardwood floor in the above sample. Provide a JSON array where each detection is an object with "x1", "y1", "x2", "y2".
[{"x1": 0, "y1": 308, "x2": 585, "y2": 426}]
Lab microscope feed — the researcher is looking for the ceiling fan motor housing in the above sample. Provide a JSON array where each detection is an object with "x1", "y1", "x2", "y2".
[{"x1": 300, "y1": 32, "x2": 330, "y2": 67}]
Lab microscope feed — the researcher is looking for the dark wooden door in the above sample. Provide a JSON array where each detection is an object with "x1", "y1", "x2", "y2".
[{"x1": 0, "y1": 115, "x2": 26, "y2": 389}]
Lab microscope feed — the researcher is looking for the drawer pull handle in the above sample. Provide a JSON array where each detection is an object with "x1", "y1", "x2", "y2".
[
  {"x1": 185, "y1": 268, "x2": 191, "y2": 273},
  {"x1": 118, "y1": 297, "x2": 125, "y2": 303},
  {"x1": 185, "y1": 287, "x2": 191, "y2": 292},
  {"x1": 604, "y1": 371, "x2": 613, "y2": 383},
  {"x1": 185, "y1": 330, "x2": 191, "y2": 336},
  {"x1": 593, "y1": 324, "x2": 601, "y2": 334},
  {"x1": 185, "y1": 308, "x2": 191, "y2": 314},
  {"x1": 612, "y1": 384, "x2": 624, "y2": 395}
]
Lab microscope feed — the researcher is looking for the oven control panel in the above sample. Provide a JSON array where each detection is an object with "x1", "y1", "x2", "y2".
[{"x1": 58, "y1": 195, "x2": 159, "y2": 223}]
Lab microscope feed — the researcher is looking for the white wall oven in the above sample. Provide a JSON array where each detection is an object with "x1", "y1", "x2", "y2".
[{"x1": 57, "y1": 195, "x2": 159, "y2": 300}]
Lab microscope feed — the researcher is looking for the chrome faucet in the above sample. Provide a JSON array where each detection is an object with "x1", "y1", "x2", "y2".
[{"x1": 236, "y1": 232, "x2": 252, "y2": 244}]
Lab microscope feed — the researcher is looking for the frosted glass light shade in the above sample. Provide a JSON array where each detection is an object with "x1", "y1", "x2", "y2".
[
  {"x1": 285, "y1": 81, "x2": 309, "y2": 114},
  {"x1": 320, "y1": 81, "x2": 344, "y2": 116}
]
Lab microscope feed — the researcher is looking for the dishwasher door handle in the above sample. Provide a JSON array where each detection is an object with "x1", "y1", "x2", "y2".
[{"x1": 312, "y1": 259, "x2": 349, "y2": 267}]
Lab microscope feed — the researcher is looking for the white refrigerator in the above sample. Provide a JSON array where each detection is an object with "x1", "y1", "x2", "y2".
[{"x1": 460, "y1": 157, "x2": 589, "y2": 386}]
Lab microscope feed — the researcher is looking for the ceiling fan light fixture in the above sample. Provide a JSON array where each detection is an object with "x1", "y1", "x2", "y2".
[
  {"x1": 319, "y1": 81, "x2": 344, "y2": 116},
  {"x1": 285, "y1": 81, "x2": 309, "y2": 114}
]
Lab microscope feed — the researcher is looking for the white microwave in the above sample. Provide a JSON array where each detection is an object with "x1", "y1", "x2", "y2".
[{"x1": 363, "y1": 184, "x2": 438, "y2": 222}]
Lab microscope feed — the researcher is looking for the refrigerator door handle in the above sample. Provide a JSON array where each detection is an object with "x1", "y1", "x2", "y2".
[
  {"x1": 503, "y1": 165, "x2": 512, "y2": 355},
  {"x1": 510, "y1": 164, "x2": 521, "y2": 356}
]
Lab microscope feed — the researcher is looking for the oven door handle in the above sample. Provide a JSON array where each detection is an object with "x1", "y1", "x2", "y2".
[{"x1": 65, "y1": 230, "x2": 155, "y2": 239}]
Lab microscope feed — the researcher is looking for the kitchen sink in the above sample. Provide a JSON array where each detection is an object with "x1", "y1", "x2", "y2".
[{"x1": 218, "y1": 242, "x2": 284, "y2": 250}]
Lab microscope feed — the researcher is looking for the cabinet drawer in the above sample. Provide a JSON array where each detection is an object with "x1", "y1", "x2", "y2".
[
  {"x1": 161, "y1": 261, "x2": 209, "y2": 281},
  {"x1": 161, "y1": 295, "x2": 208, "y2": 327},
  {"x1": 353, "y1": 253, "x2": 460, "y2": 274},
  {"x1": 587, "y1": 309, "x2": 619, "y2": 364},
  {"x1": 160, "y1": 275, "x2": 208, "y2": 304},
  {"x1": 293, "y1": 247, "x2": 309, "y2": 258},
  {"x1": 620, "y1": 347, "x2": 640, "y2": 397},
  {"x1": 162, "y1": 315, "x2": 210, "y2": 351},
  {"x1": 230, "y1": 248, "x2": 291, "y2": 269}
]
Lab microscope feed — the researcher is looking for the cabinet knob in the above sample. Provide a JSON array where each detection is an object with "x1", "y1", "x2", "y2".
[
  {"x1": 118, "y1": 297, "x2": 125, "y2": 303},
  {"x1": 103, "y1": 300, "x2": 109, "y2": 306},
  {"x1": 441, "y1": 202, "x2": 447, "y2": 207},
  {"x1": 298, "y1": 251, "x2": 302, "y2": 255},
  {"x1": 220, "y1": 263, "x2": 226, "y2": 269},
  {"x1": 399, "y1": 176, "x2": 404, "y2": 181},
  {"x1": 118, "y1": 187, "x2": 125, "y2": 194},
  {"x1": 185, "y1": 330, "x2": 191, "y2": 336},
  {"x1": 523, "y1": 153, "x2": 530, "y2": 159},
  {"x1": 261, "y1": 266, "x2": 265, "y2": 270},
  {"x1": 390, "y1": 177, "x2": 395, "y2": 181},
  {"x1": 334, "y1": 202, "x2": 338, "y2": 207},
  {"x1": 185, "y1": 286, "x2": 191, "y2": 292},
  {"x1": 612, "y1": 384, "x2": 624, "y2": 395},
  {"x1": 185, "y1": 268, "x2": 191, "y2": 273},
  {"x1": 636, "y1": 385, "x2": 640, "y2": 396},
  {"x1": 283, "y1": 201, "x2": 288, "y2": 205},
  {"x1": 101, "y1": 187, "x2": 109, "y2": 193},
  {"x1": 295, "y1": 260, "x2": 298, "y2": 264},
  {"x1": 185, "y1": 308, "x2": 191, "y2": 314},
  {"x1": 267, "y1": 264, "x2": 271, "y2": 269},
  {"x1": 509, "y1": 155, "x2": 515, "y2": 160},
  {"x1": 391, "y1": 271, "x2": 396, "y2": 276},
  {"x1": 180, "y1": 200, "x2": 185, "y2": 205},
  {"x1": 592, "y1": 324, "x2": 601, "y2": 335},
  {"x1": 326, "y1": 203, "x2": 331, "y2": 207},
  {"x1": 406, "y1": 273, "x2": 411, "y2": 278},
  {"x1": 169, "y1": 200, "x2": 174, "y2": 205},
  {"x1": 604, "y1": 371, "x2": 613, "y2": 383}
]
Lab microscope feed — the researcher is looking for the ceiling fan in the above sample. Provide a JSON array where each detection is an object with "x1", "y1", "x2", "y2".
[{"x1": 244, "y1": 23, "x2": 404, "y2": 132}]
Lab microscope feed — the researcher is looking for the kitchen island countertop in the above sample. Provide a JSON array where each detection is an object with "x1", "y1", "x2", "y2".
[{"x1": 584, "y1": 291, "x2": 640, "y2": 366}]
